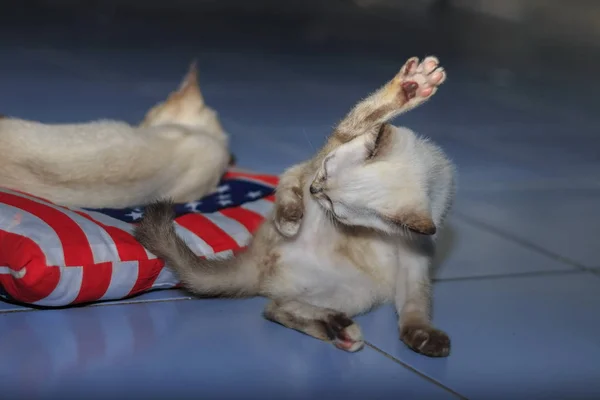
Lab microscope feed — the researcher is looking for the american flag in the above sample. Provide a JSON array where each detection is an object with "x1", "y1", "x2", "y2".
[{"x1": 0, "y1": 170, "x2": 277, "y2": 307}]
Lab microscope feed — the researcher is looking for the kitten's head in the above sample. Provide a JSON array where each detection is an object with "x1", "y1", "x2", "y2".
[
  {"x1": 309, "y1": 125, "x2": 436, "y2": 236},
  {"x1": 140, "y1": 62, "x2": 226, "y2": 140}
]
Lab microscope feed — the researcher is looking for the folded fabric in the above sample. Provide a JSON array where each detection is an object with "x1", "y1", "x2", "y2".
[{"x1": 0, "y1": 170, "x2": 277, "y2": 307}]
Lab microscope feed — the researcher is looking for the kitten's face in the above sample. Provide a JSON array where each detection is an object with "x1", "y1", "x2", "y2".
[{"x1": 310, "y1": 125, "x2": 436, "y2": 236}]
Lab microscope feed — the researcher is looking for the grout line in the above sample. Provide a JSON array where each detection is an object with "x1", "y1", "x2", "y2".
[
  {"x1": 433, "y1": 269, "x2": 585, "y2": 283},
  {"x1": 453, "y1": 212, "x2": 590, "y2": 271},
  {"x1": 0, "y1": 295, "x2": 196, "y2": 314},
  {"x1": 366, "y1": 342, "x2": 469, "y2": 400}
]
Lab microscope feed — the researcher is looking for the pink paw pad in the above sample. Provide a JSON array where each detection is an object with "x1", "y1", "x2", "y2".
[{"x1": 401, "y1": 81, "x2": 419, "y2": 100}]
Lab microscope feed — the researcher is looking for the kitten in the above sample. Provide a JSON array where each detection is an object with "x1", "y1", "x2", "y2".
[
  {"x1": 0, "y1": 62, "x2": 230, "y2": 209},
  {"x1": 134, "y1": 56, "x2": 455, "y2": 357}
]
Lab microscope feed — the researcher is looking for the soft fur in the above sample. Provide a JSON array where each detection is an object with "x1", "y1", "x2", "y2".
[
  {"x1": 135, "y1": 56, "x2": 456, "y2": 357},
  {"x1": 0, "y1": 63, "x2": 230, "y2": 208}
]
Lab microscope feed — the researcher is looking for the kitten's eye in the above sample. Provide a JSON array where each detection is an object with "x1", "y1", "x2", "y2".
[{"x1": 322, "y1": 155, "x2": 332, "y2": 180}]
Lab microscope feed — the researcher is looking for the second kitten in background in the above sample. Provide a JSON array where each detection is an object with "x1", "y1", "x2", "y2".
[{"x1": 0, "y1": 63, "x2": 231, "y2": 209}]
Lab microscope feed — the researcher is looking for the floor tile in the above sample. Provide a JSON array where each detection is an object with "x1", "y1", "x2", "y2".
[
  {"x1": 357, "y1": 272, "x2": 600, "y2": 400},
  {"x1": 456, "y1": 188, "x2": 600, "y2": 268},
  {"x1": 451, "y1": 122, "x2": 600, "y2": 183},
  {"x1": 430, "y1": 135, "x2": 548, "y2": 190},
  {"x1": 433, "y1": 216, "x2": 574, "y2": 280},
  {"x1": 0, "y1": 297, "x2": 458, "y2": 400},
  {"x1": 0, "y1": 298, "x2": 32, "y2": 313},
  {"x1": 0, "y1": 289, "x2": 192, "y2": 314}
]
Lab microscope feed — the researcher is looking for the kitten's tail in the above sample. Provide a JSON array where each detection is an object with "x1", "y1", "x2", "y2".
[{"x1": 134, "y1": 200, "x2": 260, "y2": 297}]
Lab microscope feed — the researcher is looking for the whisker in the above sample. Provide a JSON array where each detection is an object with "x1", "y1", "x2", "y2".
[{"x1": 302, "y1": 129, "x2": 315, "y2": 152}]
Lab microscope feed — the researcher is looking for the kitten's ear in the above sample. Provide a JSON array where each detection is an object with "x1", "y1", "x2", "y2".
[
  {"x1": 404, "y1": 212, "x2": 436, "y2": 235},
  {"x1": 366, "y1": 124, "x2": 394, "y2": 159},
  {"x1": 173, "y1": 60, "x2": 204, "y2": 105},
  {"x1": 387, "y1": 210, "x2": 436, "y2": 235}
]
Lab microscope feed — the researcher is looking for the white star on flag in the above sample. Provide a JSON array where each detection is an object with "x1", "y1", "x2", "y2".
[
  {"x1": 185, "y1": 201, "x2": 202, "y2": 212},
  {"x1": 217, "y1": 185, "x2": 230, "y2": 194},
  {"x1": 126, "y1": 210, "x2": 144, "y2": 220},
  {"x1": 218, "y1": 199, "x2": 233, "y2": 207},
  {"x1": 246, "y1": 190, "x2": 262, "y2": 199}
]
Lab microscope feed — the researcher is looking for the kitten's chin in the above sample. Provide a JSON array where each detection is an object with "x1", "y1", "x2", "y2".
[
  {"x1": 311, "y1": 192, "x2": 333, "y2": 212},
  {"x1": 317, "y1": 199, "x2": 354, "y2": 227},
  {"x1": 311, "y1": 195, "x2": 345, "y2": 223}
]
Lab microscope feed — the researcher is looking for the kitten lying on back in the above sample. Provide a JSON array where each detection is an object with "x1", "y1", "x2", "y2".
[
  {"x1": 0, "y1": 63, "x2": 230, "y2": 209},
  {"x1": 135, "y1": 56, "x2": 455, "y2": 357}
]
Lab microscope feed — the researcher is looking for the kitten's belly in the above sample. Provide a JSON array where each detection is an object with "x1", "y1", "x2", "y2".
[{"x1": 277, "y1": 237, "x2": 397, "y2": 313}]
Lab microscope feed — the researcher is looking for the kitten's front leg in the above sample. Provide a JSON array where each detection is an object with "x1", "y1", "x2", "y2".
[
  {"x1": 395, "y1": 251, "x2": 450, "y2": 357},
  {"x1": 273, "y1": 162, "x2": 307, "y2": 238},
  {"x1": 334, "y1": 56, "x2": 446, "y2": 143},
  {"x1": 264, "y1": 299, "x2": 364, "y2": 352}
]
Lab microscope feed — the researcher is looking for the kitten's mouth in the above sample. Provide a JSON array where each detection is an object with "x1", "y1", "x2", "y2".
[
  {"x1": 311, "y1": 190, "x2": 334, "y2": 211},
  {"x1": 314, "y1": 194, "x2": 348, "y2": 222},
  {"x1": 309, "y1": 184, "x2": 344, "y2": 220}
]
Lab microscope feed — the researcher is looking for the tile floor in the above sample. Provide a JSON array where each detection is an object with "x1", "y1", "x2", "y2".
[{"x1": 1, "y1": 5, "x2": 599, "y2": 399}]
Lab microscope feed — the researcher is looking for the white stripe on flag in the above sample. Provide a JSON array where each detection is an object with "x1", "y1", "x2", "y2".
[
  {"x1": 34, "y1": 266, "x2": 82, "y2": 306},
  {"x1": 241, "y1": 198, "x2": 273, "y2": 218},
  {"x1": 0, "y1": 202, "x2": 66, "y2": 266},
  {"x1": 1, "y1": 189, "x2": 120, "y2": 264},
  {"x1": 235, "y1": 176, "x2": 276, "y2": 188},
  {"x1": 173, "y1": 223, "x2": 214, "y2": 256},
  {"x1": 76, "y1": 209, "x2": 156, "y2": 260},
  {"x1": 151, "y1": 266, "x2": 180, "y2": 289},
  {"x1": 100, "y1": 260, "x2": 139, "y2": 301},
  {"x1": 0, "y1": 266, "x2": 26, "y2": 278},
  {"x1": 204, "y1": 212, "x2": 252, "y2": 247}
]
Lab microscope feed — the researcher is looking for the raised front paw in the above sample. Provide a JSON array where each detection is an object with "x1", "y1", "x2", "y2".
[
  {"x1": 393, "y1": 56, "x2": 446, "y2": 103},
  {"x1": 273, "y1": 194, "x2": 304, "y2": 238},
  {"x1": 400, "y1": 324, "x2": 451, "y2": 358}
]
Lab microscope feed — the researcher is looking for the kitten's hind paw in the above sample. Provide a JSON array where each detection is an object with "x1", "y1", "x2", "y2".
[
  {"x1": 400, "y1": 324, "x2": 451, "y2": 357},
  {"x1": 323, "y1": 313, "x2": 364, "y2": 353}
]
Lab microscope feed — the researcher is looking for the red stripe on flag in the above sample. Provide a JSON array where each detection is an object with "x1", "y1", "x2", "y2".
[
  {"x1": 0, "y1": 192, "x2": 94, "y2": 266},
  {"x1": 126, "y1": 259, "x2": 163, "y2": 298},
  {"x1": 0, "y1": 231, "x2": 60, "y2": 303},
  {"x1": 73, "y1": 211, "x2": 149, "y2": 302},
  {"x1": 1, "y1": 188, "x2": 55, "y2": 204},
  {"x1": 219, "y1": 207, "x2": 265, "y2": 234},
  {"x1": 223, "y1": 170, "x2": 279, "y2": 186},
  {"x1": 73, "y1": 261, "x2": 112, "y2": 304},
  {"x1": 74, "y1": 211, "x2": 149, "y2": 262},
  {"x1": 264, "y1": 194, "x2": 275, "y2": 202},
  {"x1": 177, "y1": 213, "x2": 239, "y2": 253}
]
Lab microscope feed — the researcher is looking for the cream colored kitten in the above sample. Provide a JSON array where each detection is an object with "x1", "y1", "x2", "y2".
[
  {"x1": 0, "y1": 63, "x2": 230, "y2": 209},
  {"x1": 135, "y1": 56, "x2": 455, "y2": 357}
]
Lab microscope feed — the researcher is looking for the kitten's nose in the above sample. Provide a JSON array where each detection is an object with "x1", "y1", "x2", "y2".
[{"x1": 309, "y1": 185, "x2": 320, "y2": 195}]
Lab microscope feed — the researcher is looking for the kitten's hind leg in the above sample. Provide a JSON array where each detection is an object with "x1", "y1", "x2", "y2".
[
  {"x1": 264, "y1": 300, "x2": 364, "y2": 352},
  {"x1": 395, "y1": 252, "x2": 451, "y2": 357},
  {"x1": 334, "y1": 56, "x2": 446, "y2": 143}
]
